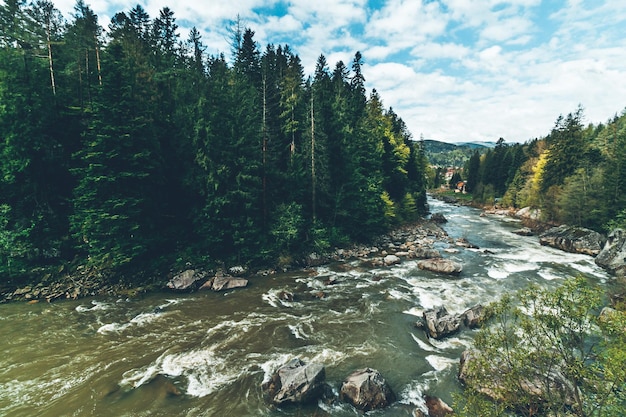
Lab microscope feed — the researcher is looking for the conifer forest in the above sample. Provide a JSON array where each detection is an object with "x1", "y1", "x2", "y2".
[{"x1": 0, "y1": 1, "x2": 429, "y2": 283}]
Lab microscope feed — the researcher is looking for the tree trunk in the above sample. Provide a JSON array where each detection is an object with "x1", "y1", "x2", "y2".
[
  {"x1": 310, "y1": 95, "x2": 316, "y2": 222},
  {"x1": 45, "y1": 20, "x2": 56, "y2": 95}
]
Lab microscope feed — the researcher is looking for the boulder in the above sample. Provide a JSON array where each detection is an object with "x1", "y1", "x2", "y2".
[
  {"x1": 262, "y1": 358, "x2": 329, "y2": 405},
  {"x1": 418, "y1": 258, "x2": 462, "y2": 275},
  {"x1": 430, "y1": 213, "x2": 448, "y2": 223},
  {"x1": 462, "y1": 304, "x2": 484, "y2": 328},
  {"x1": 539, "y1": 225, "x2": 606, "y2": 256},
  {"x1": 384, "y1": 254, "x2": 401, "y2": 266},
  {"x1": 423, "y1": 306, "x2": 463, "y2": 339},
  {"x1": 340, "y1": 368, "x2": 395, "y2": 411},
  {"x1": 211, "y1": 275, "x2": 248, "y2": 292},
  {"x1": 414, "y1": 247, "x2": 441, "y2": 259},
  {"x1": 166, "y1": 269, "x2": 207, "y2": 291},
  {"x1": 595, "y1": 228, "x2": 626, "y2": 277}
]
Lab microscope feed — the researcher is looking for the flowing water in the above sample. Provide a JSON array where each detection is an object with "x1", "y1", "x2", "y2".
[{"x1": 0, "y1": 199, "x2": 610, "y2": 416}]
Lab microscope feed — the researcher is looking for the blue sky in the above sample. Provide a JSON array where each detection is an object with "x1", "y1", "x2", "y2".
[{"x1": 54, "y1": 0, "x2": 626, "y2": 143}]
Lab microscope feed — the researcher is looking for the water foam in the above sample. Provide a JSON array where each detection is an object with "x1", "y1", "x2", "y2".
[
  {"x1": 75, "y1": 300, "x2": 112, "y2": 313},
  {"x1": 425, "y1": 354, "x2": 457, "y2": 372},
  {"x1": 411, "y1": 333, "x2": 439, "y2": 352}
]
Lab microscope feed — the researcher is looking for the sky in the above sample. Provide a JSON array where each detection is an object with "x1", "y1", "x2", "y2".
[{"x1": 53, "y1": 0, "x2": 626, "y2": 144}]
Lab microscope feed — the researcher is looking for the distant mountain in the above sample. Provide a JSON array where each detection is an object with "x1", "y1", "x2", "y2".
[
  {"x1": 456, "y1": 141, "x2": 497, "y2": 149},
  {"x1": 421, "y1": 139, "x2": 493, "y2": 167}
]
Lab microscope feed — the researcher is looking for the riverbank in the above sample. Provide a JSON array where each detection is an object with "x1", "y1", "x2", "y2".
[
  {"x1": 1, "y1": 218, "x2": 452, "y2": 304},
  {"x1": 0, "y1": 194, "x2": 617, "y2": 417}
]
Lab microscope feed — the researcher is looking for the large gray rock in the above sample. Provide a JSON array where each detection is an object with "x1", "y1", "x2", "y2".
[
  {"x1": 340, "y1": 368, "x2": 395, "y2": 411},
  {"x1": 422, "y1": 306, "x2": 463, "y2": 339},
  {"x1": 418, "y1": 258, "x2": 462, "y2": 275},
  {"x1": 416, "y1": 305, "x2": 484, "y2": 339},
  {"x1": 539, "y1": 225, "x2": 606, "y2": 256},
  {"x1": 211, "y1": 275, "x2": 248, "y2": 292},
  {"x1": 166, "y1": 269, "x2": 207, "y2": 290},
  {"x1": 383, "y1": 254, "x2": 401, "y2": 266},
  {"x1": 462, "y1": 304, "x2": 485, "y2": 328},
  {"x1": 262, "y1": 358, "x2": 328, "y2": 405},
  {"x1": 512, "y1": 227, "x2": 533, "y2": 236},
  {"x1": 430, "y1": 213, "x2": 448, "y2": 223},
  {"x1": 595, "y1": 228, "x2": 626, "y2": 277}
]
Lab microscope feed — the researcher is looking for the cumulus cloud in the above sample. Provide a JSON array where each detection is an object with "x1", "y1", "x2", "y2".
[{"x1": 50, "y1": 0, "x2": 626, "y2": 143}]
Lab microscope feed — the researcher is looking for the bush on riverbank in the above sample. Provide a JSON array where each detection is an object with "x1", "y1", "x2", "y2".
[{"x1": 455, "y1": 277, "x2": 626, "y2": 417}]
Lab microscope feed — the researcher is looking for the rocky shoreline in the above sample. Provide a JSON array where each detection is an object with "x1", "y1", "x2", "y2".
[
  {"x1": 0, "y1": 218, "x2": 463, "y2": 304},
  {"x1": 4, "y1": 195, "x2": 626, "y2": 304}
]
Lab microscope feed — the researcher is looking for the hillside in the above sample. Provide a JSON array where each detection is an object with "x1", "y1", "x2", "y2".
[{"x1": 422, "y1": 139, "x2": 493, "y2": 167}]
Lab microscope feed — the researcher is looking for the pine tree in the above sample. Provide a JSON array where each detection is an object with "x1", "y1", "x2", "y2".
[{"x1": 71, "y1": 21, "x2": 165, "y2": 269}]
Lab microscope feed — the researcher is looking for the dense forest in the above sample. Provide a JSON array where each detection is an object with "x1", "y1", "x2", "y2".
[
  {"x1": 0, "y1": 1, "x2": 429, "y2": 284},
  {"x1": 459, "y1": 106, "x2": 626, "y2": 233}
]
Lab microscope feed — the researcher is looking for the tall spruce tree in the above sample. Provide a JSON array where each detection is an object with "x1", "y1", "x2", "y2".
[{"x1": 71, "y1": 16, "x2": 165, "y2": 269}]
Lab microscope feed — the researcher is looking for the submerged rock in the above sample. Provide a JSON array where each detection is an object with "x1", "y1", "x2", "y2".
[
  {"x1": 340, "y1": 368, "x2": 395, "y2": 411},
  {"x1": 539, "y1": 224, "x2": 605, "y2": 256},
  {"x1": 262, "y1": 358, "x2": 329, "y2": 405}
]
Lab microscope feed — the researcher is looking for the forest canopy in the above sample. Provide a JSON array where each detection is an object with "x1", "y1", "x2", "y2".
[
  {"x1": 458, "y1": 106, "x2": 626, "y2": 234},
  {"x1": 0, "y1": 1, "x2": 429, "y2": 282}
]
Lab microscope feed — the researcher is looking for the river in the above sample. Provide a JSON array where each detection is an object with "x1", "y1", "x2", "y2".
[{"x1": 0, "y1": 198, "x2": 610, "y2": 416}]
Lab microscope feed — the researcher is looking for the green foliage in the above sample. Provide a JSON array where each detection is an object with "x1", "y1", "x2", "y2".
[
  {"x1": 270, "y1": 203, "x2": 304, "y2": 253},
  {"x1": 556, "y1": 167, "x2": 607, "y2": 230},
  {"x1": 0, "y1": 4, "x2": 429, "y2": 284},
  {"x1": 456, "y1": 277, "x2": 626, "y2": 417},
  {"x1": 605, "y1": 209, "x2": 626, "y2": 232}
]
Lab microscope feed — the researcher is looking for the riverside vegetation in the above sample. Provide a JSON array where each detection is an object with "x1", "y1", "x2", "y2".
[
  {"x1": 1, "y1": 2, "x2": 626, "y2": 416},
  {"x1": 0, "y1": 1, "x2": 429, "y2": 294}
]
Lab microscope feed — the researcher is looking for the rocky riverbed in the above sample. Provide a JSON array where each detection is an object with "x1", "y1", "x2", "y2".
[{"x1": 1, "y1": 218, "x2": 466, "y2": 304}]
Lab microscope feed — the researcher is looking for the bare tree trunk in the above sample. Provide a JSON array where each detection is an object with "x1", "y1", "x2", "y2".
[
  {"x1": 95, "y1": 35, "x2": 102, "y2": 86},
  {"x1": 45, "y1": 20, "x2": 56, "y2": 95},
  {"x1": 262, "y1": 76, "x2": 268, "y2": 227},
  {"x1": 85, "y1": 49, "x2": 92, "y2": 107},
  {"x1": 310, "y1": 95, "x2": 316, "y2": 222}
]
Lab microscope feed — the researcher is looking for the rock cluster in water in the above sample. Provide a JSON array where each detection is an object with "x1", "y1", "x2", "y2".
[
  {"x1": 263, "y1": 359, "x2": 397, "y2": 412},
  {"x1": 416, "y1": 305, "x2": 484, "y2": 339},
  {"x1": 166, "y1": 269, "x2": 248, "y2": 292}
]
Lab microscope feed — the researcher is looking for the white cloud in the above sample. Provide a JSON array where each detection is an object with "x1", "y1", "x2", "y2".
[{"x1": 50, "y1": 0, "x2": 626, "y2": 143}]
